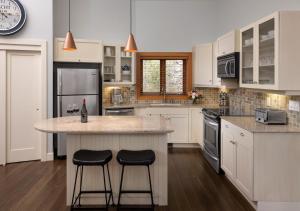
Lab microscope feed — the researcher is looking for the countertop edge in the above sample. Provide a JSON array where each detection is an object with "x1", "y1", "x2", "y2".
[
  {"x1": 221, "y1": 116, "x2": 300, "y2": 133},
  {"x1": 34, "y1": 124, "x2": 174, "y2": 135},
  {"x1": 103, "y1": 104, "x2": 207, "y2": 109}
]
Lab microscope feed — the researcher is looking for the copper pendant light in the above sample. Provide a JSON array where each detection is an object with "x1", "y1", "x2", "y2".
[
  {"x1": 64, "y1": 0, "x2": 76, "y2": 51},
  {"x1": 125, "y1": 0, "x2": 138, "y2": 52}
]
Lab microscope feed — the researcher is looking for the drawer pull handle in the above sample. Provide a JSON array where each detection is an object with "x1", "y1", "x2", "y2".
[
  {"x1": 225, "y1": 125, "x2": 229, "y2": 128},
  {"x1": 240, "y1": 133, "x2": 244, "y2": 137},
  {"x1": 230, "y1": 140, "x2": 236, "y2": 145}
]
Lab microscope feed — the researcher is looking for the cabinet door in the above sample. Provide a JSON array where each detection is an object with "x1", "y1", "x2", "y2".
[
  {"x1": 240, "y1": 24, "x2": 257, "y2": 87},
  {"x1": 167, "y1": 114, "x2": 189, "y2": 143},
  {"x1": 192, "y1": 44, "x2": 213, "y2": 86},
  {"x1": 190, "y1": 109, "x2": 204, "y2": 146},
  {"x1": 218, "y1": 31, "x2": 235, "y2": 56},
  {"x1": 212, "y1": 41, "x2": 221, "y2": 86},
  {"x1": 235, "y1": 128, "x2": 253, "y2": 200},
  {"x1": 54, "y1": 38, "x2": 103, "y2": 63},
  {"x1": 257, "y1": 13, "x2": 278, "y2": 89},
  {"x1": 103, "y1": 45, "x2": 117, "y2": 83},
  {"x1": 120, "y1": 46, "x2": 134, "y2": 83},
  {"x1": 221, "y1": 123, "x2": 236, "y2": 180}
]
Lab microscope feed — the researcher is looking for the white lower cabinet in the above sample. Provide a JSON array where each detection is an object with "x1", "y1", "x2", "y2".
[
  {"x1": 137, "y1": 107, "x2": 203, "y2": 145},
  {"x1": 190, "y1": 108, "x2": 204, "y2": 146},
  {"x1": 221, "y1": 120, "x2": 253, "y2": 200},
  {"x1": 221, "y1": 125, "x2": 236, "y2": 179},
  {"x1": 166, "y1": 114, "x2": 189, "y2": 143},
  {"x1": 235, "y1": 128, "x2": 253, "y2": 199}
]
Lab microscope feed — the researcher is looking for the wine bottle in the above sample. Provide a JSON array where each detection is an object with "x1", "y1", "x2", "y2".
[{"x1": 81, "y1": 99, "x2": 88, "y2": 123}]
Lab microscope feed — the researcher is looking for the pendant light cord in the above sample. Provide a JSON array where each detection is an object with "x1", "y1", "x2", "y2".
[
  {"x1": 69, "y1": 0, "x2": 71, "y2": 32},
  {"x1": 130, "y1": 0, "x2": 132, "y2": 34}
]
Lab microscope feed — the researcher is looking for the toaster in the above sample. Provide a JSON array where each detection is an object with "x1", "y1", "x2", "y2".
[{"x1": 255, "y1": 108, "x2": 287, "y2": 125}]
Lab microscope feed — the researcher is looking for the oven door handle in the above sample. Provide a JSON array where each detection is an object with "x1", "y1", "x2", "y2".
[
  {"x1": 203, "y1": 113, "x2": 217, "y2": 120},
  {"x1": 106, "y1": 109, "x2": 133, "y2": 114},
  {"x1": 204, "y1": 148, "x2": 218, "y2": 161},
  {"x1": 205, "y1": 119, "x2": 219, "y2": 127}
]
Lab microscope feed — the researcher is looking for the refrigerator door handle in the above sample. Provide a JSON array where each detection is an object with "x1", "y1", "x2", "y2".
[
  {"x1": 57, "y1": 96, "x2": 62, "y2": 117},
  {"x1": 57, "y1": 69, "x2": 63, "y2": 95}
]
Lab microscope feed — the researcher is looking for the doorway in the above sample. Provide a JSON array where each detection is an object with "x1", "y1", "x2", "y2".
[{"x1": 0, "y1": 40, "x2": 48, "y2": 165}]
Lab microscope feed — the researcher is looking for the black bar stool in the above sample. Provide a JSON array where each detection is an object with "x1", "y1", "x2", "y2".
[
  {"x1": 71, "y1": 149, "x2": 115, "y2": 210},
  {"x1": 116, "y1": 150, "x2": 156, "y2": 210}
]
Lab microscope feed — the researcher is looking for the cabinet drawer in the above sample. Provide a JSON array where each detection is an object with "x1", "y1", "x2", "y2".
[
  {"x1": 146, "y1": 108, "x2": 189, "y2": 115},
  {"x1": 221, "y1": 120, "x2": 234, "y2": 132},
  {"x1": 233, "y1": 127, "x2": 253, "y2": 148}
]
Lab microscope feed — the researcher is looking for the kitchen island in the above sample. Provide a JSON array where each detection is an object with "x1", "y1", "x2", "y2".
[{"x1": 34, "y1": 116, "x2": 173, "y2": 206}]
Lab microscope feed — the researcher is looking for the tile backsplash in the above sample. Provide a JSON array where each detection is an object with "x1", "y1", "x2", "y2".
[
  {"x1": 103, "y1": 86, "x2": 300, "y2": 125},
  {"x1": 103, "y1": 86, "x2": 220, "y2": 106},
  {"x1": 228, "y1": 88, "x2": 300, "y2": 126}
]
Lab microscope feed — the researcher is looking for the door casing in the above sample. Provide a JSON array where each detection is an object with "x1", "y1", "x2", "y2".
[{"x1": 0, "y1": 39, "x2": 48, "y2": 165}]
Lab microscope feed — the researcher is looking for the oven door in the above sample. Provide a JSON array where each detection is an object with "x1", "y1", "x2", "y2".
[{"x1": 203, "y1": 117, "x2": 219, "y2": 157}]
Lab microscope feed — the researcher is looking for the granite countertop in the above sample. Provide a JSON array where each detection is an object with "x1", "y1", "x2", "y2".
[
  {"x1": 103, "y1": 103, "x2": 215, "y2": 109},
  {"x1": 34, "y1": 116, "x2": 174, "y2": 135},
  {"x1": 221, "y1": 116, "x2": 300, "y2": 133}
]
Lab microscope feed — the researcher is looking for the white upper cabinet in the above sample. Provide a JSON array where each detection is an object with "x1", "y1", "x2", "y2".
[
  {"x1": 217, "y1": 30, "x2": 240, "y2": 56},
  {"x1": 54, "y1": 38, "x2": 103, "y2": 63},
  {"x1": 212, "y1": 41, "x2": 221, "y2": 86},
  {"x1": 240, "y1": 11, "x2": 300, "y2": 92},
  {"x1": 103, "y1": 44, "x2": 135, "y2": 85},
  {"x1": 192, "y1": 43, "x2": 213, "y2": 86}
]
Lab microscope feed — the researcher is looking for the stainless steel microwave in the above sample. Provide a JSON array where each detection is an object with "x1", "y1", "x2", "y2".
[{"x1": 217, "y1": 52, "x2": 239, "y2": 78}]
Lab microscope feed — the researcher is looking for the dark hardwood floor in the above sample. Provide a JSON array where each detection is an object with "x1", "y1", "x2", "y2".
[{"x1": 0, "y1": 148, "x2": 254, "y2": 211}]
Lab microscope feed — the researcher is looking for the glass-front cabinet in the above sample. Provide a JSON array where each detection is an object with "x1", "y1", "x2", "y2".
[
  {"x1": 241, "y1": 26, "x2": 255, "y2": 85},
  {"x1": 103, "y1": 44, "x2": 134, "y2": 85},
  {"x1": 240, "y1": 12, "x2": 278, "y2": 89},
  {"x1": 258, "y1": 17, "x2": 276, "y2": 86}
]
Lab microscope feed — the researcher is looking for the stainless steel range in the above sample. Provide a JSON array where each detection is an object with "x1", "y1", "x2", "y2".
[{"x1": 202, "y1": 107, "x2": 240, "y2": 174}]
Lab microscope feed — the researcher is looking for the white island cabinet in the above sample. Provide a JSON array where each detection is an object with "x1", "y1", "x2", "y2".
[
  {"x1": 34, "y1": 116, "x2": 173, "y2": 206},
  {"x1": 221, "y1": 117, "x2": 300, "y2": 203}
]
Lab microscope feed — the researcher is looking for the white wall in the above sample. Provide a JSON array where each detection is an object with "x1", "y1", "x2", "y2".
[
  {"x1": 135, "y1": 0, "x2": 218, "y2": 51},
  {"x1": 54, "y1": 0, "x2": 130, "y2": 44},
  {"x1": 54, "y1": 0, "x2": 218, "y2": 51},
  {"x1": 2, "y1": 0, "x2": 54, "y2": 153},
  {"x1": 216, "y1": 0, "x2": 300, "y2": 37}
]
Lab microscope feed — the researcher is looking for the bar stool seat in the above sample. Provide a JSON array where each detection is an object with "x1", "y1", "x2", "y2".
[
  {"x1": 116, "y1": 150, "x2": 156, "y2": 210},
  {"x1": 71, "y1": 149, "x2": 114, "y2": 210},
  {"x1": 117, "y1": 150, "x2": 155, "y2": 166},
  {"x1": 73, "y1": 150, "x2": 112, "y2": 166}
]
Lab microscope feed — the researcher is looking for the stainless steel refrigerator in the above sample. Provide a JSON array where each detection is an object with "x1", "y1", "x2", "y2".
[{"x1": 53, "y1": 63, "x2": 102, "y2": 158}]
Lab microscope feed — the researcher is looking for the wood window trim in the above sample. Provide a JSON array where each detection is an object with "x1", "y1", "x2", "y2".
[{"x1": 136, "y1": 52, "x2": 192, "y2": 100}]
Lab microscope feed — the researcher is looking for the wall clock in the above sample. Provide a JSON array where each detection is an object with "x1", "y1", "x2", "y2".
[{"x1": 0, "y1": 0, "x2": 26, "y2": 36}]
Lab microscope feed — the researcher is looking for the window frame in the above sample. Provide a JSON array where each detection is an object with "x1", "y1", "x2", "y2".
[{"x1": 136, "y1": 52, "x2": 192, "y2": 100}]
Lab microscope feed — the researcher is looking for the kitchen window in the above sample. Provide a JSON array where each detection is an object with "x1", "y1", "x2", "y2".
[{"x1": 136, "y1": 52, "x2": 192, "y2": 100}]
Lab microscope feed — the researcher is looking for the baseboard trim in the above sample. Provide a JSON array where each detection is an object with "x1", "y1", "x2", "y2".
[
  {"x1": 170, "y1": 143, "x2": 201, "y2": 148},
  {"x1": 46, "y1": 152, "x2": 54, "y2": 161}
]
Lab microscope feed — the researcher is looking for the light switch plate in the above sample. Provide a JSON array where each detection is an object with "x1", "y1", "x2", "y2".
[{"x1": 289, "y1": 100, "x2": 300, "y2": 112}]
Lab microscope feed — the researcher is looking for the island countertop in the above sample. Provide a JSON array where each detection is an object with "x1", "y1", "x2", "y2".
[{"x1": 34, "y1": 116, "x2": 173, "y2": 135}]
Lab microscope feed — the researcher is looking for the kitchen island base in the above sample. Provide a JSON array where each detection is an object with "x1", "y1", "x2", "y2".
[{"x1": 66, "y1": 134, "x2": 168, "y2": 206}]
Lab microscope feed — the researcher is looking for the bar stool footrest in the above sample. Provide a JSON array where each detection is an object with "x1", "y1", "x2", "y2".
[
  {"x1": 120, "y1": 190, "x2": 152, "y2": 194},
  {"x1": 71, "y1": 204, "x2": 111, "y2": 210}
]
